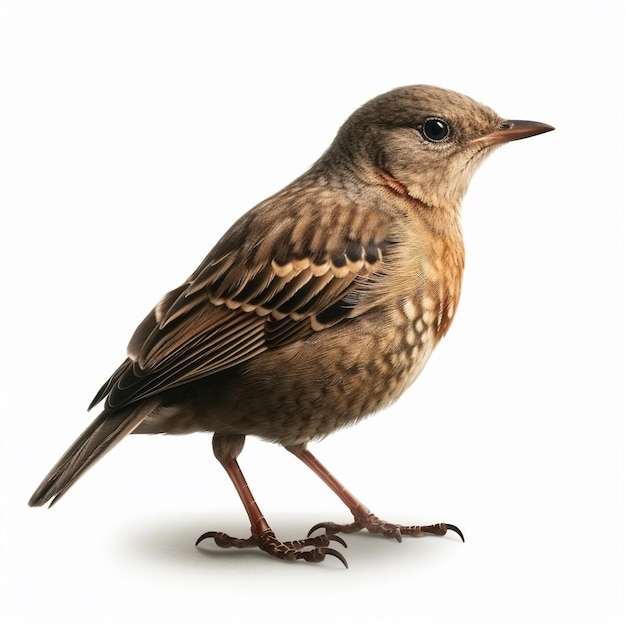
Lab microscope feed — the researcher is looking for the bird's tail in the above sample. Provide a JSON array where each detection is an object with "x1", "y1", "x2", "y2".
[{"x1": 28, "y1": 399, "x2": 161, "y2": 507}]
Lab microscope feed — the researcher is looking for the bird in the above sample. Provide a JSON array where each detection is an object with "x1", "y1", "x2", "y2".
[{"x1": 29, "y1": 85, "x2": 553, "y2": 566}]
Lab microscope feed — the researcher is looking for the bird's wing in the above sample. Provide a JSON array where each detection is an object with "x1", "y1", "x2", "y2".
[{"x1": 91, "y1": 194, "x2": 398, "y2": 410}]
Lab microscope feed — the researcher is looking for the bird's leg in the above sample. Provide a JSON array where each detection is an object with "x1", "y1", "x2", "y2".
[
  {"x1": 285, "y1": 444, "x2": 464, "y2": 543},
  {"x1": 195, "y1": 434, "x2": 347, "y2": 566}
]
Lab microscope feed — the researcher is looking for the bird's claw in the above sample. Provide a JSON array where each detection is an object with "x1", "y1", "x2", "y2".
[
  {"x1": 309, "y1": 514, "x2": 464, "y2": 543},
  {"x1": 196, "y1": 529, "x2": 348, "y2": 567},
  {"x1": 421, "y1": 522, "x2": 465, "y2": 542},
  {"x1": 309, "y1": 547, "x2": 348, "y2": 568},
  {"x1": 325, "y1": 534, "x2": 348, "y2": 548}
]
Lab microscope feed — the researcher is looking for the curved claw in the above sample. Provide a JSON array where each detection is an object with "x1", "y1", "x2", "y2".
[
  {"x1": 195, "y1": 531, "x2": 217, "y2": 546},
  {"x1": 444, "y1": 523, "x2": 465, "y2": 543},
  {"x1": 327, "y1": 534, "x2": 348, "y2": 549},
  {"x1": 195, "y1": 531, "x2": 258, "y2": 549},
  {"x1": 321, "y1": 548, "x2": 349, "y2": 569},
  {"x1": 307, "y1": 522, "x2": 329, "y2": 537}
]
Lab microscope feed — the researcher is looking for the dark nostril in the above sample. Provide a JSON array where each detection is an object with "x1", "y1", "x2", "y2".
[{"x1": 499, "y1": 121, "x2": 514, "y2": 130}]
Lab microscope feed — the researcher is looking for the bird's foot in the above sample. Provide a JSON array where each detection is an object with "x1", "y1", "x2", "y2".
[
  {"x1": 309, "y1": 513, "x2": 464, "y2": 543},
  {"x1": 195, "y1": 529, "x2": 348, "y2": 566}
]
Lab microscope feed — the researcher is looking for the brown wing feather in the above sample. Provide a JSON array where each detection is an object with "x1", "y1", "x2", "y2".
[{"x1": 91, "y1": 189, "x2": 396, "y2": 411}]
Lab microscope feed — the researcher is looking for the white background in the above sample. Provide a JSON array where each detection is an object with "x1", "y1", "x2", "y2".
[{"x1": 1, "y1": 1, "x2": 624, "y2": 624}]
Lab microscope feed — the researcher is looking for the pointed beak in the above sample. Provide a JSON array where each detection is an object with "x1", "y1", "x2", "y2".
[{"x1": 482, "y1": 120, "x2": 554, "y2": 147}]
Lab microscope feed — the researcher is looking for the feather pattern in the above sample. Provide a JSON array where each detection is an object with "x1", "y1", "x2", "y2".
[{"x1": 90, "y1": 189, "x2": 396, "y2": 411}]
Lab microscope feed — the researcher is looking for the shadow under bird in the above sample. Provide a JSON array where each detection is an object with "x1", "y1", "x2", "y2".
[{"x1": 29, "y1": 85, "x2": 553, "y2": 566}]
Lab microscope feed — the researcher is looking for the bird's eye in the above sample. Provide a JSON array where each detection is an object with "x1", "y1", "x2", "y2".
[{"x1": 422, "y1": 118, "x2": 450, "y2": 142}]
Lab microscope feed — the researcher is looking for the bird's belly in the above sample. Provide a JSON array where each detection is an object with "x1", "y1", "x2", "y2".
[
  {"x1": 201, "y1": 313, "x2": 438, "y2": 445},
  {"x1": 138, "y1": 308, "x2": 440, "y2": 443}
]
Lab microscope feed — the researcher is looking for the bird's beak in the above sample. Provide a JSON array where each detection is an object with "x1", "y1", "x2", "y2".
[{"x1": 481, "y1": 120, "x2": 554, "y2": 147}]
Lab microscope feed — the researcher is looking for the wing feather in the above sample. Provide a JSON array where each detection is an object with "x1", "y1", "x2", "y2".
[{"x1": 92, "y1": 192, "x2": 397, "y2": 411}]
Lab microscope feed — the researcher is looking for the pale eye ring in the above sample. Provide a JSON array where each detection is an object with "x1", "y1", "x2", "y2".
[{"x1": 422, "y1": 117, "x2": 450, "y2": 142}]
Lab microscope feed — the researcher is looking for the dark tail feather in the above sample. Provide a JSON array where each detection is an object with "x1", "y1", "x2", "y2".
[{"x1": 28, "y1": 399, "x2": 161, "y2": 507}]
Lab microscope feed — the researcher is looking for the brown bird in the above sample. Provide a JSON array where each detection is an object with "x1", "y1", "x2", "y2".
[{"x1": 29, "y1": 85, "x2": 553, "y2": 566}]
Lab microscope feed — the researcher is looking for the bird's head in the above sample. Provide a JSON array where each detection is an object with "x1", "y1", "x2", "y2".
[{"x1": 334, "y1": 85, "x2": 553, "y2": 211}]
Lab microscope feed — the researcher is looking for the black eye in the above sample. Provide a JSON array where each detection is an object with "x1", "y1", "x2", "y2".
[{"x1": 422, "y1": 118, "x2": 450, "y2": 142}]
